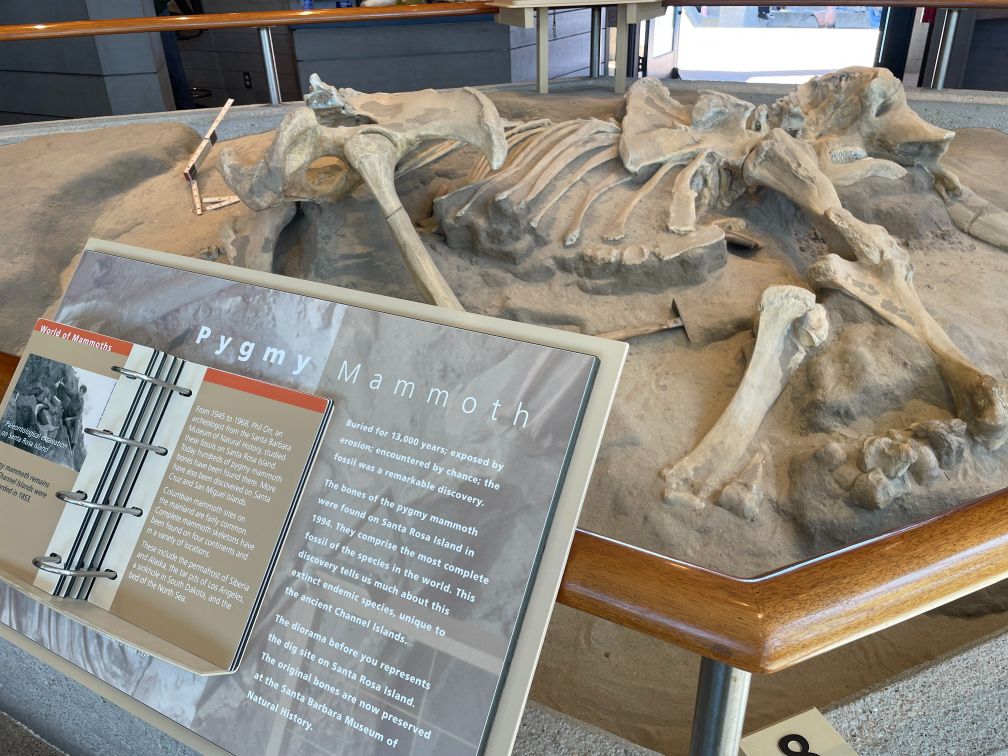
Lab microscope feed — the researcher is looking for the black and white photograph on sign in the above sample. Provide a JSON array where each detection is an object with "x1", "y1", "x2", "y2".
[
  {"x1": 0, "y1": 355, "x2": 116, "y2": 471},
  {"x1": 0, "y1": 247, "x2": 602, "y2": 756}
]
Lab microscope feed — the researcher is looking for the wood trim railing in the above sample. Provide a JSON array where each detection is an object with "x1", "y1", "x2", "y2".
[
  {"x1": 0, "y1": 4, "x2": 497, "y2": 43},
  {"x1": 0, "y1": 348, "x2": 1004, "y2": 674},
  {"x1": 0, "y1": 0, "x2": 1006, "y2": 43},
  {"x1": 561, "y1": 487, "x2": 1008, "y2": 673}
]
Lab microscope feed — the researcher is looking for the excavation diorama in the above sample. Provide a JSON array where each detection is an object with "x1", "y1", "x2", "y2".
[
  {"x1": 215, "y1": 67, "x2": 1007, "y2": 561},
  {"x1": 1, "y1": 67, "x2": 1006, "y2": 749}
]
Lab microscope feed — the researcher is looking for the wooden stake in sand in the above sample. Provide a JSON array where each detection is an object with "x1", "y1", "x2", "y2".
[{"x1": 183, "y1": 98, "x2": 240, "y2": 215}]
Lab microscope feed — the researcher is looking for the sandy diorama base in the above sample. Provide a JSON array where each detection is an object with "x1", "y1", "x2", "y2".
[{"x1": 1, "y1": 85, "x2": 1007, "y2": 752}]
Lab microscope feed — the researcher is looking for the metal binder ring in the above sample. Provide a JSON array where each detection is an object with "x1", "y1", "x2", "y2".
[
  {"x1": 55, "y1": 490, "x2": 143, "y2": 517},
  {"x1": 83, "y1": 428, "x2": 168, "y2": 456},
  {"x1": 32, "y1": 555, "x2": 117, "y2": 580},
  {"x1": 112, "y1": 366, "x2": 192, "y2": 396}
]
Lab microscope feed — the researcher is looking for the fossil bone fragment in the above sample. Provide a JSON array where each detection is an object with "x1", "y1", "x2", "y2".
[
  {"x1": 743, "y1": 125, "x2": 1008, "y2": 450},
  {"x1": 770, "y1": 67, "x2": 1008, "y2": 250},
  {"x1": 816, "y1": 419, "x2": 970, "y2": 510},
  {"x1": 940, "y1": 185, "x2": 1008, "y2": 252},
  {"x1": 466, "y1": 120, "x2": 552, "y2": 184},
  {"x1": 220, "y1": 74, "x2": 507, "y2": 309},
  {"x1": 528, "y1": 145, "x2": 620, "y2": 229},
  {"x1": 807, "y1": 215, "x2": 1008, "y2": 451},
  {"x1": 661, "y1": 286, "x2": 828, "y2": 512}
]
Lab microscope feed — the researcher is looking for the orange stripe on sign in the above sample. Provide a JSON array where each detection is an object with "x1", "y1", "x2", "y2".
[
  {"x1": 34, "y1": 318, "x2": 133, "y2": 356},
  {"x1": 204, "y1": 368, "x2": 329, "y2": 413}
]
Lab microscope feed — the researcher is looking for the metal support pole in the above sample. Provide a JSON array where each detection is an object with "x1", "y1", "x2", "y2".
[
  {"x1": 932, "y1": 8, "x2": 960, "y2": 90},
  {"x1": 258, "y1": 26, "x2": 282, "y2": 105},
  {"x1": 669, "y1": 5, "x2": 682, "y2": 79},
  {"x1": 688, "y1": 657, "x2": 752, "y2": 756},
  {"x1": 536, "y1": 8, "x2": 549, "y2": 94},
  {"x1": 614, "y1": 4, "x2": 629, "y2": 95},
  {"x1": 589, "y1": 6, "x2": 602, "y2": 78}
]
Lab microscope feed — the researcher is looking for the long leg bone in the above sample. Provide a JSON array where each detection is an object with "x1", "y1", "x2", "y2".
[
  {"x1": 662, "y1": 286, "x2": 829, "y2": 510},
  {"x1": 808, "y1": 209, "x2": 1008, "y2": 449},
  {"x1": 743, "y1": 127, "x2": 850, "y2": 253},
  {"x1": 746, "y1": 128, "x2": 1008, "y2": 449},
  {"x1": 343, "y1": 133, "x2": 464, "y2": 310}
]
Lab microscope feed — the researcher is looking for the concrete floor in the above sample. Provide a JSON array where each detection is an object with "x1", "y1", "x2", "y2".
[
  {"x1": 0, "y1": 634, "x2": 656, "y2": 756},
  {"x1": 826, "y1": 625, "x2": 1008, "y2": 754},
  {"x1": 7, "y1": 623, "x2": 1008, "y2": 754}
]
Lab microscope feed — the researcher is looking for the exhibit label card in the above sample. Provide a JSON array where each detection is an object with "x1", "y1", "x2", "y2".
[
  {"x1": 0, "y1": 246, "x2": 613, "y2": 756},
  {"x1": 741, "y1": 709, "x2": 858, "y2": 756},
  {"x1": 0, "y1": 319, "x2": 331, "y2": 672}
]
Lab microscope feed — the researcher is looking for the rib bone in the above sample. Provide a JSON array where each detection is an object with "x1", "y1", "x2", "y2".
[
  {"x1": 396, "y1": 139, "x2": 462, "y2": 177},
  {"x1": 662, "y1": 286, "x2": 829, "y2": 509},
  {"x1": 603, "y1": 159, "x2": 677, "y2": 243},
  {"x1": 564, "y1": 171, "x2": 632, "y2": 247},
  {"x1": 455, "y1": 121, "x2": 582, "y2": 218},
  {"x1": 529, "y1": 146, "x2": 620, "y2": 228},
  {"x1": 467, "y1": 120, "x2": 551, "y2": 184},
  {"x1": 514, "y1": 129, "x2": 619, "y2": 209},
  {"x1": 494, "y1": 120, "x2": 613, "y2": 204}
]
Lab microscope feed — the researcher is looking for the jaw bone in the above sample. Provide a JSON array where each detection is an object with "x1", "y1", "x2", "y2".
[
  {"x1": 220, "y1": 75, "x2": 508, "y2": 310},
  {"x1": 661, "y1": 285, "x2": 829, "y2": 512}
]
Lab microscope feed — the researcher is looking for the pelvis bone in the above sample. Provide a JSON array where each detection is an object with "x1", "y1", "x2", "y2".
[
  {"x1": 220, "y1": 74, "x2": 508, "y2": 310},
  {"x1": 662, "y1": 285, "x2": 828, "y2": 514}
]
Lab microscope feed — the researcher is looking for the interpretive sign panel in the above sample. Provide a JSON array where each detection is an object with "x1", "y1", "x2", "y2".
[{"x1": 0, "y1": 240, "x2": 625, "y2": 755}]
